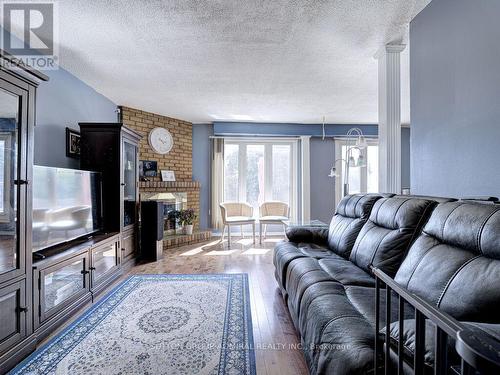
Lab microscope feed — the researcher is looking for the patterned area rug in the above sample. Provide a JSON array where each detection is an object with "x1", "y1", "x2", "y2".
[{"x1": 11, "y1": 274, "x2": 255, "y2": 375}]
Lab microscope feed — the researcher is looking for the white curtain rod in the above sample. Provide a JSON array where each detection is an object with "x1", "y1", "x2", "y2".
[
  {"x1": 208, "y1": 135, "x2": 379, "y2": 139},
  {"x1": 209, "y1": 135, "x2": 301, "y2": 140}
]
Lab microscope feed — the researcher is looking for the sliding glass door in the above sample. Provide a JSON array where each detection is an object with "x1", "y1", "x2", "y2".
[{"x1": 223, "y1": 139, "x2": 298, "y2": 220}]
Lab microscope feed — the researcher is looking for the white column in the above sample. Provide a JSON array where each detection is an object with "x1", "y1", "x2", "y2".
[
  {"x1": 375, "y1": 44, "x2": 406, "y2": 194},
  {"x1": 300, "y1": 136, "x2": 311, "y2": 221}
]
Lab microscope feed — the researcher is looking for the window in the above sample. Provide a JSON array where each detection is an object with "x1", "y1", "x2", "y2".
[
  {"x1": 334, "y1": 138, "x2": 379, "y2": 206},
  {"x1": 223, "y1": 139, "x2": 298, "y2": 219}
]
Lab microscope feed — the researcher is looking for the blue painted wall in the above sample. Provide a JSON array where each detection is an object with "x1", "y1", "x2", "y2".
[
  {"x1": 1, "y1": 26, "x2": 117, "y2": 169},
  {"x1": 310, "y1": 137, "x2": 336, "y2": 223},
  {"x1": 192, "y1": 123, "x2": 214, "y2": 230},
  {"x1": 410, "y1": 0, "x2": 500, "y2": 197},
  {"x1": 213, "y1": 122, "x2": 379, "y2": 137},
  {"x1": 35, "y1": 68, "x2": 117, "y2": 169}
]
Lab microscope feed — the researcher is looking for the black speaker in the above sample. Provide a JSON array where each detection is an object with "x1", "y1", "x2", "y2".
[{"x1": 140, "y1": 201, "x2": 164, "y2": 261}]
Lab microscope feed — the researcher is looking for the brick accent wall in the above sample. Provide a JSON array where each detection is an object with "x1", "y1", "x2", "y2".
[
  {"x1": 120, "y1": 106, "x2": 200, "y2": 229},
  {"x1": 120, "y1": 106, "x2": 192, "y2": 181}
]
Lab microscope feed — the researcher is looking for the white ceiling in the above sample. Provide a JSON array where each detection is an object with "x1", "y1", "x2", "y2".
[{"x1": 55, "y1": 0, "x2": 431, "y2": 124}]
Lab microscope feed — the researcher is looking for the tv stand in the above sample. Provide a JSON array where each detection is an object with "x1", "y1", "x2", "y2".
[{"x1": 32, "y1": 232, "x2": 121, "y2": 342}]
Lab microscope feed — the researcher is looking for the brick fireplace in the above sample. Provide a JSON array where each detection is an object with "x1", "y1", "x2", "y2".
[{"x1": 120, "y1": 106, "x2": 211, "y2": 248}]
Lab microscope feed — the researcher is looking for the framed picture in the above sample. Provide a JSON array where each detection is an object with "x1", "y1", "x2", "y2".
[
  {"x1": 161, "y1": 170, "x2": 176, "y2": 182},
  {"x1": 66, "y1": 127, "x2": 80, "y2": 159},
  {"x1": 139, "y1": 160, "x2": 158, "y2": 177}
]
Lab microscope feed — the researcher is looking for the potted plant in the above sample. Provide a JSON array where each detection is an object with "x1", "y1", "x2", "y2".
[
  {"x1": 167, "y1": 210, "x2": 183, "y2": 234},
  {"x1": 179, "y1": 208, "x2": 197, "y2": 235}
]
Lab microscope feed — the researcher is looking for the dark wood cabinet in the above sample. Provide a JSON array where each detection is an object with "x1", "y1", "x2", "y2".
[
  {"x1": 90, "y1": 235, "x2": 120, "y2": 295},
  {"x1": 79, "y1": 123, "x2": 141, "y2": 231},
  {"x1": 35, "y1": 251, "x2": 90, "y2": 326},
  {"x1": 79, "y1": 123, "x2": 141, "y2": 266},
  {"x1": 31, "y1": 232, "x2": 120, "y2": 343},
  {"x1": 120, "y1": 227, "x2": 136, "y2": 265},
  {"x1": 0, "y1": 52, "x2": 47, "y2": 372},
  {"x1": 0, "y1": 280, "x2": 27, "y2": 354}
]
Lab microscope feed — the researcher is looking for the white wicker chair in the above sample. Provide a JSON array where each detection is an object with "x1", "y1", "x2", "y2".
[
  {"x1": 219, "y1": 202, "x2": 256, "y2": 247},
  {"x1": 258, "y1": 201, "x2": 290, "y2": 243}
]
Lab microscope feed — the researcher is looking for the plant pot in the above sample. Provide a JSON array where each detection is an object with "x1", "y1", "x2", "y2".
[
  {"x1": 184, "y1": 224, "x2": 194, "y2": 235},
  {"x1": 176, "y1": 226, "x2": 184, "y2": 235}
]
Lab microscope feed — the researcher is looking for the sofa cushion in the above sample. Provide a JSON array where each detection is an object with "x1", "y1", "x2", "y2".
[
  {"x1": 273, "y1": 241, "x2": 332, "y2": 294},
  {"x1": 285, "y1": 255, "x2": 380, "y2": 327},
  {"x1": 382, "y1": 319, "x2": 439, "y2": 371},
  {"x1": 380, "y1": 320, "x2": 500, "y2": 372},
  {"x1": 349, "y1": 197, "x2": 437, "y2": 277},
  {"x1": 285, "y1": 257, "x2": 336, "y2": 328},
  {"x1": 284, "y1": 226, "x2": 329, "y2": 246},
  {"x1": 296, "y1": 281, "x2": 375, "y2": 375},
  {"x1": 327, "y1": 194, "x2": 383, "y2": 258},
  {"x1": 318, "y1": 257, "x2": 376, "y2": 288},
  {"x1": 395, "y1": 201, "x2": 500, "y2": 323},
  {"x1": 297, "y1": 283, "x2": 409, "y2": 375}
]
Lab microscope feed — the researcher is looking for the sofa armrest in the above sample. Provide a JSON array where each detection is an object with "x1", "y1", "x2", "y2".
[
  {"x1": 285, "y1": 226, "x2": 328, "y2": 246},
  {"x1": 462, "y1": 322, "x2": 500, "y2": 341}
]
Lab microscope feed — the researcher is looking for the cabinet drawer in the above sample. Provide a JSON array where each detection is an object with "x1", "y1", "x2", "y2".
[
  {"x1": 121, "y1": 229, "x2": 135, "y2": 262},
  {"x1": 0, "y1": 280, "x2": 27, "y2": 354}
]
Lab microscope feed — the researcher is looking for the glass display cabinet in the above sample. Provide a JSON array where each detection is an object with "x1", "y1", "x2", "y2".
[
  {"x1": 79, "y1": 123, "x2": 141, "y2": 268},
  {"x1": 123, "y1": 141, "x2": 138, "y2": 228},
  {"x1": 0, "y1": 85, "x2": 25, "y2": 284},
  {"x1": 0, "y1": 53, "x2": 47, "y2": 369}
]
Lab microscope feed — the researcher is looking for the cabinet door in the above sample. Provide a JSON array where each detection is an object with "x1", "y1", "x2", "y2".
[
  {"x1": 121, "y1": 228, "x2": 135, "y2": 262},
  {"x1": 38, "y1": 253, "x2": 89, "y2": 322},
  {"x1": 90, "y1": 240, "x2": 119, "y2": 287},
  {"x1": 122, "y1": 140, "x2": 137, "y2": 229},
  {"x1": 0, "y1": 280, "x2": 26, "y2": 353},
  {"x1": 0, "y1": 79, "x2": 29, "y2": 284}
]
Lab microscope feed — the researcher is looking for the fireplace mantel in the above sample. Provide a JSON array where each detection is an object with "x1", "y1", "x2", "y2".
[{"x1": 139, "y1": 181, "x2": 200, "y2": 190}]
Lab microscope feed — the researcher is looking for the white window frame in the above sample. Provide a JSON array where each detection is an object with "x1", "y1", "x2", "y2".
[
  {"x1": 223, "y1": 138, "x2": 299, "y2": 221},
  {"x1": 334, "y1": 137, "x2": 379, "y2": 207},
  {"x1": 0, "y1": 133, "x2": 12, "y2": 223}
]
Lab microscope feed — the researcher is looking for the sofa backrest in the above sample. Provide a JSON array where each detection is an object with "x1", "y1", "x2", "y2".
[
  {"x1": 394, "y1": 194, "x2": 457, "y2": 204},
  {"x1": 395, "y1": 201, "x2": 500, "y2": 323},
  {"x1": 327, "y1": 194, "x2": 384, "y2": 258},
  {"x1": 349, "y1": 196, "x2": 437, "y2": 277}
]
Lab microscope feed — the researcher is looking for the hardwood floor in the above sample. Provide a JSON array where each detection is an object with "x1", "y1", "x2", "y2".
[{"x1": 130, "y1": 236, "x2": 309, "y2": 375}]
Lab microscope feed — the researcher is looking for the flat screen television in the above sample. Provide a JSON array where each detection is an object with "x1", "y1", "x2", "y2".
[{"x1": 32, "y1": 166, "x2": 102, "y2": 253}]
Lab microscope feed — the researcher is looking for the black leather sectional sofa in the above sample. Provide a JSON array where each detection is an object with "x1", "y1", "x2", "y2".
[{"x1": 273, "y1": 194, "x2": 500, "y2": 374}]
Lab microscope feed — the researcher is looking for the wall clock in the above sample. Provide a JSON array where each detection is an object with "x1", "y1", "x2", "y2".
[{"x1": 148, "y1": 127, "x2": 173, "y2": 154}]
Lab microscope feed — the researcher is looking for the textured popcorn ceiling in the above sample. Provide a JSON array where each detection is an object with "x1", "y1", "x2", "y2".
[{"x1": 56, "y1": 0, "x2": 431, "y2": 124}]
